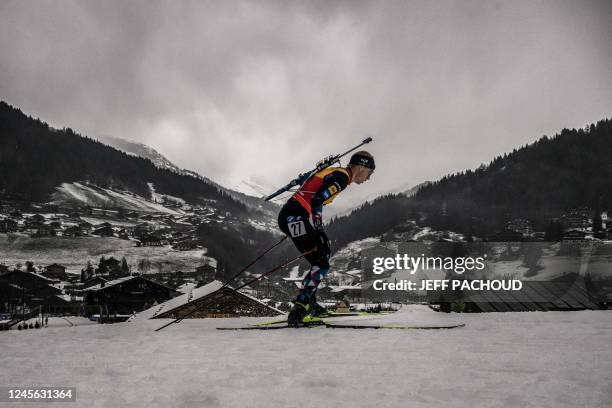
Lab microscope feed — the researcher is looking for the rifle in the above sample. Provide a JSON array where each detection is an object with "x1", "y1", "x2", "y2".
[{"x1": 264, "y1": 137, "x2": 373, "y2": 201}]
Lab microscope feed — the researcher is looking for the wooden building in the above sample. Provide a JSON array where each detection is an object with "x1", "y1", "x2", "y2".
[
  {"x1": 93, "y1": 226, "x2": 115, "y2": 237},
  {"x1": 429, "y1": 274, "x2": 602, "y2": 313},
  {"x1": 63, "y1": 225, "x2": 84, "y2": 237},
  {"x1": 0, "y1": 218, "x2": 18, "y2": 233},
  {"x1": 149, "y1": 281, "x2": 282, "y2": 319},
  {"x1": 138, "y1": 234, "x2": 164, "y2": 246},
  {"x1": 84, "y1": 276, "x2": 177, "y2": 316},
  {"x1": 42, "y1": 263, "x2": 69, "y2": 281},
  {"x1": 34, "y1": 224, "x2": 56, "y2": 237},
  {"x1": 195, "y1": 264, "x2": 216, "y2": 284},
  {"x1": 0, "y1": 270, "x2": 65, "y2": 313}
]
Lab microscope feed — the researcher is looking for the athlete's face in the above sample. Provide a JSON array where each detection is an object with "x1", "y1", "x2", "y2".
[{"x1": 353, "y1": 166, "x2": 373, "y2": 184}]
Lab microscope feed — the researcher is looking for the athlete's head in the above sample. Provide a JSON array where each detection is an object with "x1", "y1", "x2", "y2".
[{"x1": 348, "y1": 151, "x2": 375, "y2": 184}]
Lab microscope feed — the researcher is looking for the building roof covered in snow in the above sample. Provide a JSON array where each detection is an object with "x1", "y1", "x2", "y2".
[
  {"x1": 428, "y1": 274, "x2": 603, "y2": 312},
  {"x1": 140, "y1": 280, "x2": 283, "y2": 319}
]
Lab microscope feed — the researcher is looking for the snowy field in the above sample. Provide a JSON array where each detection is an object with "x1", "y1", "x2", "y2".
[
  {"x1": 1, "y1": 306, "x2": 611, "y2": 408},
  {"x1": 0, "y1": 235, "x2": 210, "y2": 274}
]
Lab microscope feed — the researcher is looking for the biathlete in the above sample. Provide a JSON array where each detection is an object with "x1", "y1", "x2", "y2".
[{"x1": 277, "y1": 151, "x2": 375, "y2": 326}]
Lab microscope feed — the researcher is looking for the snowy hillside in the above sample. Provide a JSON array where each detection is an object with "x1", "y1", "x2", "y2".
[
  {"x1": 102, "y1": 136, "x2": 187, "y2": 174},
  {"x1": 2, "y1": 306, "x2": 610, "y2": 407},
  {"x1": 51, "y1": 182, "x2": 182, "y2": 214},
  {"x1": 101, "y1": 136, "x2": 280, "y2": 216}
]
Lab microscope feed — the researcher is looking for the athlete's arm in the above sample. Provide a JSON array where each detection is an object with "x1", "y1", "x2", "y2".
[{"x1": 310, "y1": 170, "x2": 350, "y2": 230}]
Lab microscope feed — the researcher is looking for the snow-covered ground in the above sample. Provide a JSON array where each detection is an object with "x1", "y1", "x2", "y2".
[
  {"x1": 51, "y1": 182, "x2": 182, "y2": 214},
  {"x1": 1, "y1": 306, "x2": 610, "y2": 408}
]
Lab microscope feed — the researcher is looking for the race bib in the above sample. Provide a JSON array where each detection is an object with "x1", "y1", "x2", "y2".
[{"x1": 288, "y1": 221, "x2": 306, "y2": 237}]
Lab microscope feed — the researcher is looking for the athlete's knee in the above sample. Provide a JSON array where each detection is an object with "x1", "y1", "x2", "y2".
[
  {"x1": 308, "y1": 264, "x2": 329, "y2": 281},
  {"x1": 318, "y1": 266, "x2": 330, "y2": 277},
  {"x1": 316, "y1": 257, "x2": 330, "y2": 271}
]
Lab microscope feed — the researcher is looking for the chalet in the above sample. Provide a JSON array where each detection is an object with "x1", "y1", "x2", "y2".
[
  {"x1": 0, "y1": 270, "x2": 55, "y2": 291},
  {"x1": 0, "y1": 270, "x2": 66, "y2": 313},
  {"x1": 9, "y1": 209, "x2": 22, "y2": 218},
  {"x1": 117, "y1": 229, "x2": 130, "y2": 240},
  {"x1": 164, "y1": 271, "x2": 186, "y2": 288},
  {"x1": 428, "y1": 274, "x2": 602, "y2": 313},
  {"x1": 195, "y1": 264, "x2": 216, "y2": 284},
  {"x1": 133, "y1": 223, "x2": 152, "y2": 238},
  {"x1": 32, "y1": 294, "x2": 75, "y2": 315},
  {"x1": 172, "y1": 239, "x2": 199, "y2": 251},
  {"x1": 25, "y1": 214, "x2": 45, "y2": 229},
  {"x1": 42, "y1": 264, "x2": 68, "y2": 281},
  {"x1": 34, "y1": 224, "x2": 56, "y2": 237},
  {"x1": 562, "y1": 229, "x2": 589, "y2": 241},
  {"x1": 79, "y1": 221, "x2": 93, "y2": 230},
  {"x1": 83, "y1": 276, "x2": 178, "y2": 316},
  {"x1": 30, "y1": 214, "x2": 45, "y2": 223},
  {"x1": 139, "y1": 234, "x2": 164, "y2": 246},
  {"x1": 0, "y1": 218, "x2": 18, "y2": 233},
  {"x1": 506, "y1": 218, "x2": 533, "y2": 237},
  {"x1": 63, "y1": 225, "x2": 84, "y2": 237},
  {"x1": 81, "y1": 276, "x2": 109, "y2": 289},
  {"x1": 0, "y1": 281, "x2": 24, "y2": 313},
  {"x1": 93, "y1": 226, "x2": 115, "y2": 237},
  {"x1": 146, "y1": 281, "x2": 282, "y2": 319},
  {"x1": 49, "y1": 220, "x2": 62, "y2": 229},
  {"x1": 560, "y1": 208, "x2": 592, "y2": 231}
]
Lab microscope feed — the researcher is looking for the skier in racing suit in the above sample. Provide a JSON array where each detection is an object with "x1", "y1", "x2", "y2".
[{"x1": 278, "y1": 151, "x2": 375, "y2": 326}]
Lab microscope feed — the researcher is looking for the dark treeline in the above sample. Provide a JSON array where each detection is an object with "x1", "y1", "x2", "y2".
[
  {"x1": 329, "y1": 118, "x2": 612, "y2": 242},
  {"x1": 327, "y1": 194, "x2": 412, "y2": 249},
  {"x1": 196, "y1": 221, "x2": 282, "y2": 281},
  {"x1": 412, "y1": 119, "x2": 612, "y2": 236},
  {"x1": 0, "y1": 101, "x2": 248, "y2": 214}
]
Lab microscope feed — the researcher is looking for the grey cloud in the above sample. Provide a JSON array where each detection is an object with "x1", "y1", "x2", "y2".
[{"x1": 1, "y1": 0, "x2": 611, "y2": 209}]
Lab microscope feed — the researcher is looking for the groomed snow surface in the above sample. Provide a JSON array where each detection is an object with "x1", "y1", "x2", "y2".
[{"x1": 1, "y1": 306, "x2": 611, "y2": 408}]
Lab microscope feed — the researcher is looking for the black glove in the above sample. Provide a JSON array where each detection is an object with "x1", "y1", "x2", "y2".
[
  {"x1": 312, "y1": 212, "x2": 323, "y2": 231},
  {"x1": 317, "y1": 230, "x2": 331, "y2": 259}
]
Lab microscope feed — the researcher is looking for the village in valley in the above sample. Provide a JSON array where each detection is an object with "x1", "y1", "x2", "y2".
[
  {"x1": 1, "y1": 181, "x2": 611, "y2": 332},
  {"x1": 0, "y1": 188, "x2": 282, "y2": 330}
]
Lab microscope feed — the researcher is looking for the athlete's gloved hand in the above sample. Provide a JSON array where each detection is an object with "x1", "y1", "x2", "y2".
[
  {"x1": 312, "y1": 212, "x2": 324, "y2": 231},
  {"x1": 317, "y1": 230, "x2": 331, "y2": 259}
]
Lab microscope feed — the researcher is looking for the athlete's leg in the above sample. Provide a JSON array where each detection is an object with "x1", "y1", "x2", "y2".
[{"x1": 278, "y1": 206, "x2": 329, "y2": 325}]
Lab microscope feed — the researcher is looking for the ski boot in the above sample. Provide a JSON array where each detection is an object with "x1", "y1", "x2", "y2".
[
  {"x1": 309, "y1": 294, "x2": 328, "y2": 318},
  {"x1": 287, "y1": 301, "x2": 310, "y2": 327}
]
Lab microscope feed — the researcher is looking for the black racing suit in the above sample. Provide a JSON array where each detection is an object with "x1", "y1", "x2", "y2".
[{"x1": 277, "y1": 167, "x2": 352, "y2": 304}]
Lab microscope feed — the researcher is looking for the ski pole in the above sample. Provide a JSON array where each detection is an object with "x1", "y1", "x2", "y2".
[
  {"x1": 222, "y1": 235, "x2": 287, "y2": 288},
  {"x1": 232, "y1": 248, "x2": 316, "y2": 292},
  {"x1": 154, "y1": 248, "x2": 313, "y2": 332}
]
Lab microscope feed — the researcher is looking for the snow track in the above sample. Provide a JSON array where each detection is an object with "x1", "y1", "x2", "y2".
[{"x1": 2, "y1": 306, "x2": 610, "y2": 407}]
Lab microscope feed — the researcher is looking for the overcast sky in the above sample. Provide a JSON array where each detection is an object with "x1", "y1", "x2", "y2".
[{"x1": 1, "y1": 0, "x2": 612, "y2": 212}]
